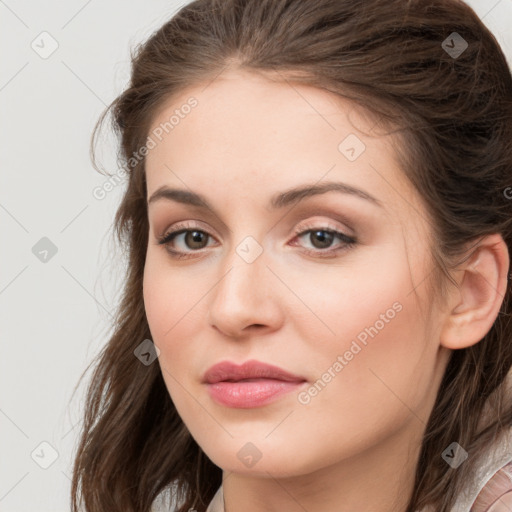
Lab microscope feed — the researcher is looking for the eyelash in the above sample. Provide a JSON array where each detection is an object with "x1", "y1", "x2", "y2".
[{"x1": 156, "y1": 221, "x2": 357, "y2": 260}]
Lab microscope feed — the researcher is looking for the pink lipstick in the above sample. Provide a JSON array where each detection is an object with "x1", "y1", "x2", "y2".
[{"x1": 203, "y1": 360, "x2": 307, "y2": 408}]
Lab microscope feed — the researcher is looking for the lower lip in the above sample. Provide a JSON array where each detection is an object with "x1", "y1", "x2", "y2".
[{"x1": 206, "y1": 379, "x2": 306, "y2": 408}]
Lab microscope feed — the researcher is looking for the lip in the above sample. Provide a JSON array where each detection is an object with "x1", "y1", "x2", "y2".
[{"x1": 203, "y1": 360, "x2": 307, "y2": 408}]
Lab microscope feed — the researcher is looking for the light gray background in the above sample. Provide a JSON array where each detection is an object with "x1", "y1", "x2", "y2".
[{"x1": 1, "y1": 1, "x2": 511, "y2": 511}]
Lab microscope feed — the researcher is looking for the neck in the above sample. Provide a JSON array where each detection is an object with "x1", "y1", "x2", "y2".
[{"x1": 222, "y1": 417, "x2": 423, "y2": 512}]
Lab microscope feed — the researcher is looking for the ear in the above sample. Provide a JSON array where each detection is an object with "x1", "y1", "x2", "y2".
[{"x1": 440, "y1": 233, "x2": 510, "y2": 350}]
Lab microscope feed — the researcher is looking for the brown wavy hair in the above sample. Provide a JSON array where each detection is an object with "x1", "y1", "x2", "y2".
[{"x1": 70, "y1": 0, "x2": 512, "y2": 511}]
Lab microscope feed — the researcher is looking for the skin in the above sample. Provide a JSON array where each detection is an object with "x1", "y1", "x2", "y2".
[{"x1": 142, "y1": 69, "x2": 509, "y2": 512}]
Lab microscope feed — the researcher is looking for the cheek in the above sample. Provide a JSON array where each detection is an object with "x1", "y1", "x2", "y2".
[
  {"x1": 143, "y1": 239, "x2": 432, "y2": 390},
  {"x1": 289, "y1": 247, "x2": 434, "y2": 411},
  {"x1": 143, "y1": 261, "x2": 205, "y2": 418},
  {"x1": 143, "y1": 259, "x2": 176, "y2": 344},
  {"x1": 143, "y1": 249, "x2": 204, "y2": 335},
  {"x1": 289, "y1": 247, "x2": 420, "y2": 350},
  {"x1": 141, "y1": 238, "x2": 439, "y2": 475},
  {"x1": 255, "y1": 262, "x2": 435, "y2": 473},
  {"x1": 142, "y1": 253, "x2": 212, "y2": 381}
]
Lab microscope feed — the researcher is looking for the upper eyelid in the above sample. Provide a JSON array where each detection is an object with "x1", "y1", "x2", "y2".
[
  {"x1": 149, "y1": 200, "x2": 365, "y2": 236},
  {"x1": 160, "y1": 218, "x2": 352, "y2": 239}
]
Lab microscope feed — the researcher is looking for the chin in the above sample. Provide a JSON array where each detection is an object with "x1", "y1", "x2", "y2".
[{"x1": 203, "y1": 443, "x2": 320, "y2": 478}]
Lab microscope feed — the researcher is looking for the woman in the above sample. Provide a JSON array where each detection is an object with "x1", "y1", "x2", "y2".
[{"x1": 71, "y1": 0, "x2": 512, "y2": 511}]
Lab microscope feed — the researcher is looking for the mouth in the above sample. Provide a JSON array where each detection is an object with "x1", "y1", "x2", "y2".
[{"x1": 202, "y1": 360, "x2": 307, "y2": 408}]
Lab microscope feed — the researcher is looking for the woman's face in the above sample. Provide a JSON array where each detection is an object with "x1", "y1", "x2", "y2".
[{"x1": 143, "y1": 69, "x2": 451, "y2": 478}]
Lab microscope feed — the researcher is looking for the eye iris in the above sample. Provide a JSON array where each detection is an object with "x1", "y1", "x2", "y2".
[
  {"x1": 186, "y1": 230, "x2": 208, "y2": 249},
  {"x1": 310, "y1": 230, "x2": 334, "y2": 249}
]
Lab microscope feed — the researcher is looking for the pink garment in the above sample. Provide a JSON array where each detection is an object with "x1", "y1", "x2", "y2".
[{"x1": 471, "y1": 460, "x2": 512, "y2": 512}]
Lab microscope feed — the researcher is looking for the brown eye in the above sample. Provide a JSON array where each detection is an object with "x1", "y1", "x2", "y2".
[
  {"x1": 307, "y1": 230, "x2": 335, "y2": 249},
  {"x1": 158, "y1": 228, "x2": 215, "y2": 255},
  {"x1": 291, "y1": 225, "x2": 357, "y2": 259},
  {"x1": 183, "y1": 230, "x2": 209, "y2": 249}
]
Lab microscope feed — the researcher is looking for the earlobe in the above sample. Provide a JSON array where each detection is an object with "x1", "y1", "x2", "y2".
[{"x1": 440, "y1": 234, "x2": 509, "y2": 350}]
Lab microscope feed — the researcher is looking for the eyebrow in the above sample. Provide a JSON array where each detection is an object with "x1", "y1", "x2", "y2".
[{"x1": 147, "y1": 181, "x2": 383, "y2": 211}]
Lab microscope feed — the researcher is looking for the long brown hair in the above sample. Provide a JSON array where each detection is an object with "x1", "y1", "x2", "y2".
[{"x1": 70, "y1": 0, "x2": 512, "y2": 510}]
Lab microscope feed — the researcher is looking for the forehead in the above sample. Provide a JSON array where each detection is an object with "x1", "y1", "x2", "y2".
[
  {"x1": 144, "y1": 69, "x2": 424, "y2": 223},
  {"x1": 147, "y1": 69, "x2": 378, "y2": 162}
]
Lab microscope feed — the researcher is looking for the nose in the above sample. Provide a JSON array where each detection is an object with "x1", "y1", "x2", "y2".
[{"x1": 207, "y1": 249, "x2": 283, "y2": 339}]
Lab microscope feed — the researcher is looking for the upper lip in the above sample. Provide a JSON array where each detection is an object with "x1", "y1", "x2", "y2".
[{"x1": 203, "y1": 360, "x2": 306, "y2": 384}]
